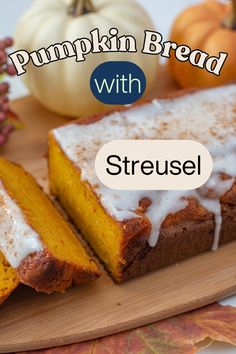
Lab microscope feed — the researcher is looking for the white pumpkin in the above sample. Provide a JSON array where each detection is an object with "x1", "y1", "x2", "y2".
[{"x1": 15, "y1": 0, "x2": 158, "y2": 118}]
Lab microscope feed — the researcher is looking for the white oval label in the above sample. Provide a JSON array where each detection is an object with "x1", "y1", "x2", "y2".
[{"x1": 95, "y1": 140, "x2": 213, "y2": 190}]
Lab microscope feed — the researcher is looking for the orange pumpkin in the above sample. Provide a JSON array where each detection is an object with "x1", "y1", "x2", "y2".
[{"x1": 169, "y1": 0, "x2": 236, "y2": 88}]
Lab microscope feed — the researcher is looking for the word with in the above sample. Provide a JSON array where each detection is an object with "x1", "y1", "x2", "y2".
[{"x1": 90, "y1": 61, "x2": 146, "y2": 105}]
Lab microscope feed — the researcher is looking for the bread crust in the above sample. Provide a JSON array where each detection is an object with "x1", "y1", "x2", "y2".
[
  {"x1": 116, "y1": 202, "x2": 236, "y2": 282},
  {"x1": 17, "y1": 249, "x2": 100, "y2": 293}
]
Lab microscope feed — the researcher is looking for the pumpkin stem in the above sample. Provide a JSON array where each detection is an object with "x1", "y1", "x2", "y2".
[
  {"x1": 223, "y1": 0, "x2": 236, "y2": 30},
  {"x1": 68, "y1": 0, "x2": 95, "y2": 16}
]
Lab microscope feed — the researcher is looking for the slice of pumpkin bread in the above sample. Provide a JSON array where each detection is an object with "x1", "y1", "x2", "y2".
[
  {"x1": 0, "y1": 251, "x2": 19, "y2": 305},
  {"x1": 0, "y1": 157, "x2": 100, "y2": 293}
]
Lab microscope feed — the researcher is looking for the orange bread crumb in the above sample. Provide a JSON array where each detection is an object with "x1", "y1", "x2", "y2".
[{"x1": 0, "y1": 252, "x2": 19, "y2": 305}]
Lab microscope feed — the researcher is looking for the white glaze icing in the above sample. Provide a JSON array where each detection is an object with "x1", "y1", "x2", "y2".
[
  {"x1": 53, "y1": 85, "x2": 236, "y2": 249},
  {"x1": 0, "y1": 181, "x2": 43, "y2": 268}
]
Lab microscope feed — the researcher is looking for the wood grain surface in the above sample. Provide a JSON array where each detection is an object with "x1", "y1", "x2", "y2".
[{"x1": 0, "y1": 66, "x2": 236, "y2": 353}]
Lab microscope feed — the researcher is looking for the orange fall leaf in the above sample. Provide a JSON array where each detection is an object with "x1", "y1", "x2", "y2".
[{"x1": 18, "y1": 303, "x2": 236, "y2": 354}]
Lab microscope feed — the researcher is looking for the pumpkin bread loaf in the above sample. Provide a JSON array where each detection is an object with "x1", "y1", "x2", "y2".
[
  {"x1": 49, "y1": 85, "x2": 236, "y2": 282},
  {"x1": 0, "y1": 157, "x2": 100, "y2": 293},
  {"x1": 0, "y1": 252, "x2": 19, "y2": 305}
]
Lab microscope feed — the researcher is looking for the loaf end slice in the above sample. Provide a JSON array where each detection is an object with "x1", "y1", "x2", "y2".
[{"x1": 0, "y1": 157, "x2": 101, "y2": 293}]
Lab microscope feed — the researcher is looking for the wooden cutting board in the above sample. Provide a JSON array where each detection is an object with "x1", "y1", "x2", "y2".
[{"x1": 0, "y1": 67, "x2": 236, "y2": 353}]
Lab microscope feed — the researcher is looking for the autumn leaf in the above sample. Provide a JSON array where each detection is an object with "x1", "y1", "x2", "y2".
[
  {"x1": 184, "y1": 303, "x2": 236, "y2": 346},
  {"x1": 18, "y1": 303, "x2": 236, "y2": 354}
]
